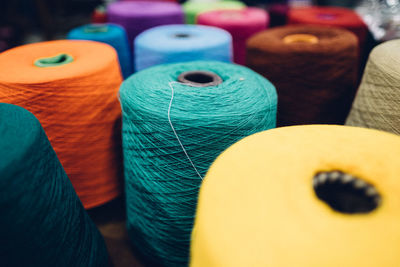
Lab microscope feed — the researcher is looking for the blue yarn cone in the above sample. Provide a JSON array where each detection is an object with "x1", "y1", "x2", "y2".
[
  {"x1": 135, "y1": 24, "x2": 233, "y2": 71},
  {"x1": 68, "y1": 23, "x2": 132, "y2": 78}
]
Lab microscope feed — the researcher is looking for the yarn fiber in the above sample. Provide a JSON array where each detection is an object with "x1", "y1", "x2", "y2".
[
  {"x1": 190, "y1": 125, "x2": 400, "y2": 266},
  {"x1": 197, "y1": 7, "x2": 268, "y2": 65},
  {"x1": 119, "y1": 61, "x2": 277, "y2": 267},
  {"x1": 346, "y1": 39, "x2": 400, "y2": 135},
  {"x1": 107, "y1": 1, "x2": 184, "y2": 46},
  {"x1": 247, "y1": 25, "x2": 359, "y2": 126},
  {"x1": 68, "y1": 23, "x2": 133, "y2": 78},
  {"x1": 0, "y1": 103, "x2": 109, "y2": 267},
  {"x1": 183, "y1": 0, "x2": 245, "y2": 24},
  {"x1": 135, "y1": 24, "x2": 232, "y2": 71},
  {"x1": 288, "y1": 6, "x2": 368, "y2": 49},
  {"x1": 0, "y1": 40, "x2": 123, "y2": 209}
]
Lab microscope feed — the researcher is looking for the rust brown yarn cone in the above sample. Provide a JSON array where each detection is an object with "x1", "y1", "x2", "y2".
[{"x1": 247, "y1": 25, "x2": 359, "y2": 127}]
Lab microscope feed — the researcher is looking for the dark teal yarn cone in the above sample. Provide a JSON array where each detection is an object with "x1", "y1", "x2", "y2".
[
  {"x1": 0, "y1": 103, "x2": 109, "y2": 267},
  {"x1": 119, "y1": 61, "x2": 277, "y2": 266}
]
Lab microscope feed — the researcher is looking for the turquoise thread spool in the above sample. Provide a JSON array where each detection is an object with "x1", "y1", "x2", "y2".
[{"x1": 119, "y1": 61, "x2": 277, "y2": 266}]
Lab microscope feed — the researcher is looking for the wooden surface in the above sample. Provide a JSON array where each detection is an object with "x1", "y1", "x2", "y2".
[{"x1": 88, "y1": 198, "x2": 144, "y2": 267}]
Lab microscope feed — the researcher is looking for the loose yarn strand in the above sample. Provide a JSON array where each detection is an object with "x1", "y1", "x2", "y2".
[
  {"x1": 168, "y1": 81, "x2": 204, "y2": 180},
  {"x1": 120, "y1": 61, "x2": 278, "y2": 266}
]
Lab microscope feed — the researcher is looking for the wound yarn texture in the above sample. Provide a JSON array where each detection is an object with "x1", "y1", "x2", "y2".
[
  {"x1": 183, "y1": 0, "x2": 245, "y2": 24},
  {"x1": 247, "y1": 25, "x2": 359, "y2": 126},
  {"x1": 346, "y1": 39, "x2": 400, "y2": 135},
  {"x1": 107, "y1": 0, "x2": 184, "y2": 70},
  {"x1": 135, "y1": 24, "x2": 232, "y2": 71},
  {"x1": 107, "y1": 0, "x2": 184, "y2": 45},
  {"x1": 68, "y1": 23, "x2": 133, "y2": 78},
  {"x1": 288, "y1": 6, "x2": 368, "y2": 51},
  {"x1": 0, "y1": 103, "x2": 109, "y2": 267},
  {"x1": 0, "y1": 40, "x2": 123, "y2": 209},
  {"x1": 119, "y1": 61, "x2": 277, "y2": 267},
  {"x1": 197, "y1": 7, "x2": 268, "y2": 65},
  {"x1": 190, "y1": 124, "x2": 400, "y2": 267}
]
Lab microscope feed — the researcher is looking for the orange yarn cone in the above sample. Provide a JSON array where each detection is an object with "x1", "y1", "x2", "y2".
[{"x1": 0, "y1": 40, "x2": 123, "y2": 209}]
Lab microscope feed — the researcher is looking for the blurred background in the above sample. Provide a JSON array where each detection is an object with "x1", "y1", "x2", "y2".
[
  {"x1": 1, "y1": 0, "x2": 103, "y2": 50},
  {"x1": 1, "y1": 0, "x2": 400, "y2": 52}
]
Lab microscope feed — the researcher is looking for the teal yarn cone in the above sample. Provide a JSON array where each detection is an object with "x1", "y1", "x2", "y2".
[
  {"x1": 0, "y1": 103, "x2": 109, "y2": 267},
  {"x1": 68, "y1": 23, "x2": 132, "y2": 79},
  {"x1": 119, "y1": 61, "x2": 277, "y2": 266}
]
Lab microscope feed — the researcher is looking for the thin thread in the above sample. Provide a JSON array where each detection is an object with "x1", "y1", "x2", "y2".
[
  {"x1": 168, "y1": 81, "x2": 204, "y2": 180},
  {"x1": 120, "y1": 61, "x2": 278, "y2": 267}
]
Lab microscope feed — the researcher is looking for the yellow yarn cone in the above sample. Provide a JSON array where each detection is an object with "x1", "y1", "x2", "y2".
[{"x1": 191, "y1": 125, "x2": 400, "y2": 267}]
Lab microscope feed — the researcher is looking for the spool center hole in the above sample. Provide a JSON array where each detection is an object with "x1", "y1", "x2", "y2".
[
  {"x1": 52, "y1": 54, "x2": 67, "y2": 63},
  {"x1": 313, "y1": 171, "x2": 381, "y2": 214},
  {"x1": 84, "y1": 24, "x2": 109, "y2": 33},
  {"x1": 177, "y1": 70, "x2": 223, "y2": 87},
  {"x1": 174, "y1": 33, "x2": 191, "y2": 38},
  {"x1": 283, "y1": 34, "x2": 319, "y2": 44},
  {"x1": 34, "y1": 53, "x2": 74, "y2": 68},
  {"x1": 184, "y1": 73, "x2": 214, "y2": 84}
]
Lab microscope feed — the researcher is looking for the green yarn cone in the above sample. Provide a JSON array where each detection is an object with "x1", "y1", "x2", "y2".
[{"x1": 183, "y1": 0, "x2": 246, "y2": 24}]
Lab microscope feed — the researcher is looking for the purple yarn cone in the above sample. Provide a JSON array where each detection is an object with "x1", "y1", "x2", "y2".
[{"x1": 107, "y1": 1, "x2": 184, "y2": 48}]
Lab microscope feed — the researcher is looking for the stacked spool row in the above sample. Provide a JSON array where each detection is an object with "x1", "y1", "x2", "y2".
[
  {"x1": 81, "y1": 1, "x2": 370, "y2": 76},
  {"x1": 1, "y1": 1, "x2": 400, "y2": 267}
]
